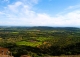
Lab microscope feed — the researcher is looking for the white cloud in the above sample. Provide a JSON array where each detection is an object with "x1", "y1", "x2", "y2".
[
  {"x1": 53, "y1": 10, "x2": 80, "y2": 27},
  {"x1": 19, "y1": 0, "x2": 39, "y2": 5},
  {"x1": 7, "y1": 1, "x2": 23, "y2": 12},
  {"x1": 0, "y1": 12, "x2": 5, "y2": 15},
  {"x1": 30, "y1": 0, "x2": 39, "y2": 4},
  {"x1": 0, "y1": 0, "x2": 80, "y2": 27},
  {"x1": 1, "y1": 0, "x2": 10, "y2": 3},
  {"x1": 66, "y1": 4, "x2": 80, "y2": 10},
  {"x1": 3, "y1": 0, "x2": 9, "y2": 2}
]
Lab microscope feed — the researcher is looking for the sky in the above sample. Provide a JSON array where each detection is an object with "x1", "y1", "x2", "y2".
[{"x1": 0, "y1": 0, "x2": 80, "y2": 27}]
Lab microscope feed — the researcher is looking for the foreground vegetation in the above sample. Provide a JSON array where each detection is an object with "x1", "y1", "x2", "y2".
[{"x1": 0, "y1": 26, "x2": 80, "y2": 57}]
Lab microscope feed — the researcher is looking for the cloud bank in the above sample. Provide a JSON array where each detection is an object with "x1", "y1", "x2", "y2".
[{"x1": 0, "y1": 0, "x2": 80, "y2": 27}]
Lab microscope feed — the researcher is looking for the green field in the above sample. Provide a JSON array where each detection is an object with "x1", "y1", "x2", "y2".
[
  {"x1": 0, "y1": 26, "x2": 80, "y2": 57},
  {"x1": 16, "y1": 41, "x2": 42, "y2": 47}
]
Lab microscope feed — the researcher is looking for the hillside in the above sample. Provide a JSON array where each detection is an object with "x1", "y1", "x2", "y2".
[{"x1": 0, "y1": 26, "x2": 80, "y2": 57}]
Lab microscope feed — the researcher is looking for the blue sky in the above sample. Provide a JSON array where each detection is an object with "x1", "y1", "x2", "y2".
[{"x1": 0, "y1": 0, "x2": 80, "y2": 27}]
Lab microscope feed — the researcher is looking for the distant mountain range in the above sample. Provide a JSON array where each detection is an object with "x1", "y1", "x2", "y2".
[{"x1": 0, "y1": 26, "x2": 80, "y2": 31}]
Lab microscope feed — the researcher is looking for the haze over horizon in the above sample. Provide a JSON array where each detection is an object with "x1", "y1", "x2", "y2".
[{"x1": 0, "y1": 0, "x2": 80, "y2": 27}]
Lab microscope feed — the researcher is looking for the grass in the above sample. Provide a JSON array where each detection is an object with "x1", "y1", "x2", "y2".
[
  {"x1": 16, "y1": 37, "x2": 52, "y2": 47},
  {"x1": 16, "y1": 41, "x2": 42, "y2": 47},
  {"x1": 36, "y1": 37, "x2": 51, "y2": 42},
  {"x1": 11, "y1": 32, "x2": 19, "y2": 33}
]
